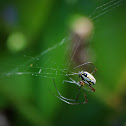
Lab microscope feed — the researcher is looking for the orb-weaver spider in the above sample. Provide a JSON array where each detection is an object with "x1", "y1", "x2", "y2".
[{"x1": 50, "y1": 62, "x2": 97, "y2": 105}]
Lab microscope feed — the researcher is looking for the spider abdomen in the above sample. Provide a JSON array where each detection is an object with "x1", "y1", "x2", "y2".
[{"x1": 79, "y1": 71, "x2": 96, "y2": 85}]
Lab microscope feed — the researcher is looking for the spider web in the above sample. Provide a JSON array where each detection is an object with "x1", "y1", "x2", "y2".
[{"x1": 0, "y1": 0, "x2": 125, "y2": 85}]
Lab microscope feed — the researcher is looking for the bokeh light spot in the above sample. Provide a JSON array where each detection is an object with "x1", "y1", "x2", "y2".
[
  {"x1": 69, "y1": 15, "x2": 94, "y2": 39},
  {"x1": 7, "y1": 32, "x2": 27, "y2": 53}
]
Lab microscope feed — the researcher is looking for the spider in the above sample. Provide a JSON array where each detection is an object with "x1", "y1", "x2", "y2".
[{"x1": 50, "y1": 62, "x2": 97, "y2": 105}]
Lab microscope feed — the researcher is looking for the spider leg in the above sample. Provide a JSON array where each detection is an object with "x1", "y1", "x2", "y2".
[
  {"x1": 51, "y1": 79, "x2": 81, "y2": 102},
  {"x1": 82, "y1": 85, "x2": 95, "y2": 92},
  {"x1": 82, "y1": 89, "x2": 88, "y2": 103},
  {"x1": 50, "y1": 88, "x2": 87, "y2": 105},
  {"x1": 91, "y1": 64, "x2": 97, "y2": 74},
  {"x1": 89, "y1": 85, "x2": 95, "y2": 91},
  {"x1": 74, "y1": 62, "x2": 97, "y2": 74},
  {"x1": 74, "y1": 62, "x2": 92, "y2": 69},
  {"x1": 49, "y1": 89, "x2": 73, "y2": 104},
  {"x1": 63, "y1": 77, "x2": 80, "y2": 87},
  {"x1": 82, "y1": 87, "x2": 94, "y2": 92},
  {"x1": 64, "y1": 89, "x2": 88, "y2": 105}
]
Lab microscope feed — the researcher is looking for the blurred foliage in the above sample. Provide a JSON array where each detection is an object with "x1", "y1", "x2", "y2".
[{"x1": 0, "y1": 0, "x2": 126, "y2": 126}]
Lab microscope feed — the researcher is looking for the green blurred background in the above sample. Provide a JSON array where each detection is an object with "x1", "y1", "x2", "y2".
[{"x1": 0, "y1": 0, "x2": 126, "y2": 126}]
